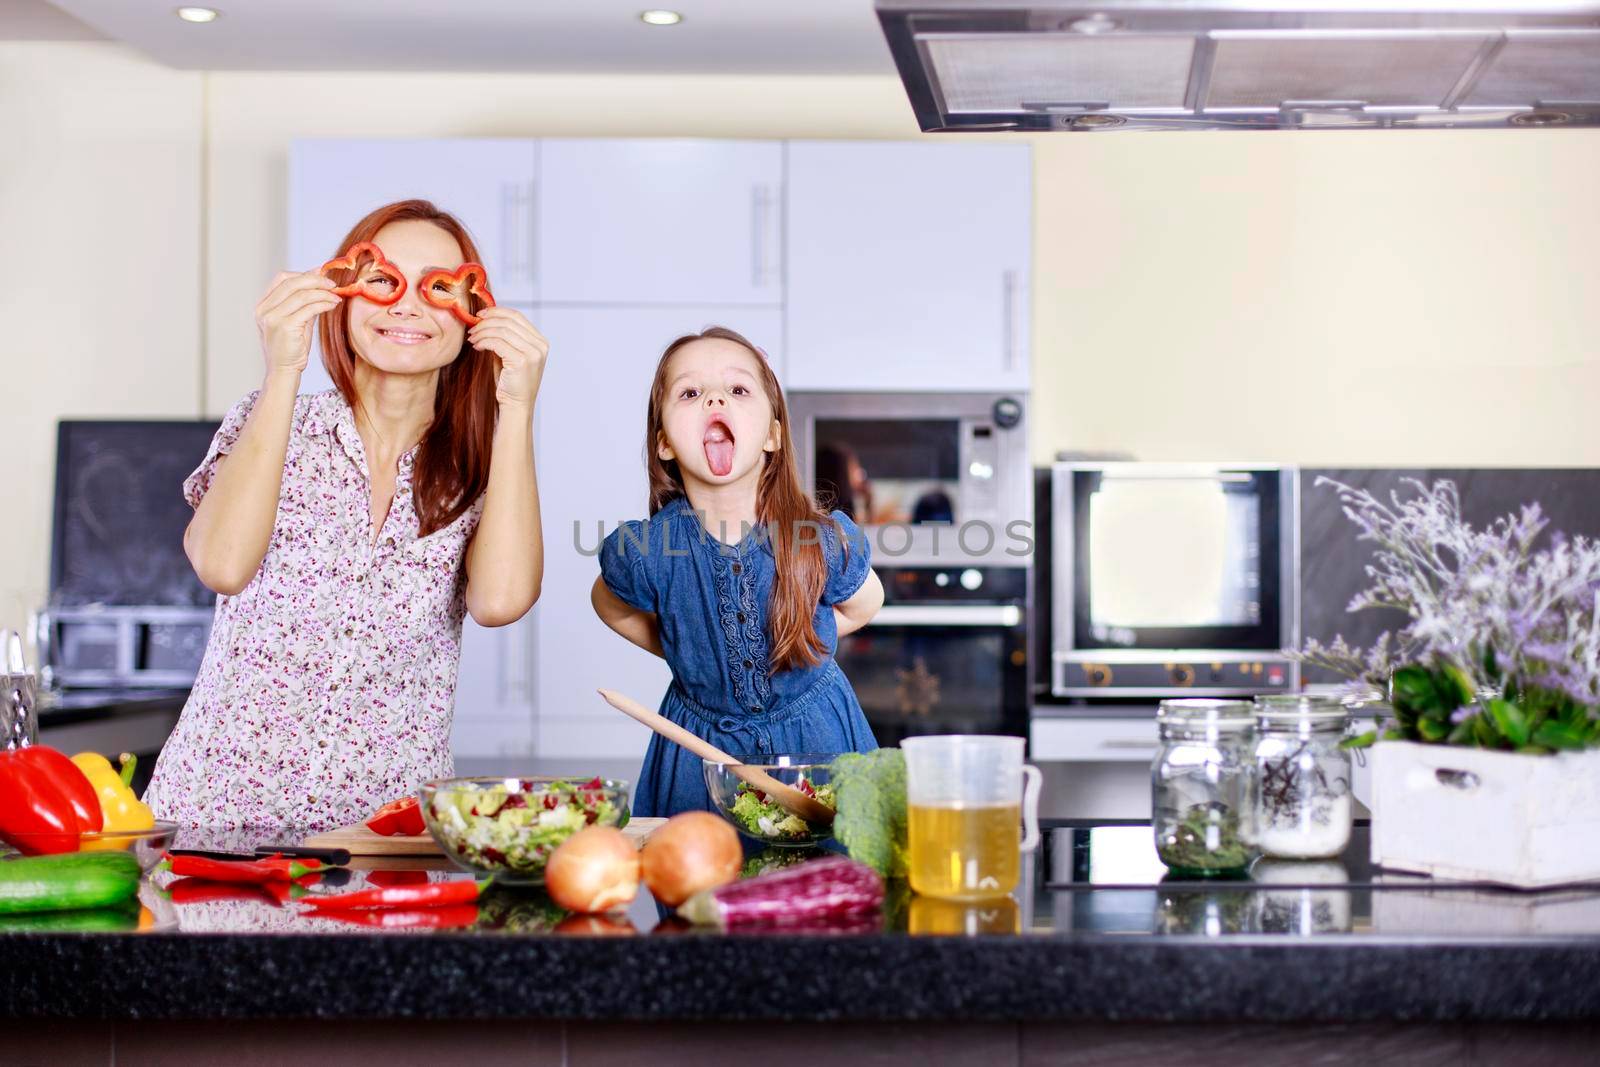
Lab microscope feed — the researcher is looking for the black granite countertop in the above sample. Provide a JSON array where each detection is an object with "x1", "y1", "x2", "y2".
[{"x1": 7, "y1": 765, "x2": 1600, "y2": 1024}]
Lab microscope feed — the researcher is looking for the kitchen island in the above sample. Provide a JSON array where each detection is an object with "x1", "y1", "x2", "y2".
[{"x1": 5, "y1": 762, "x2": 1600, "y2": 1065}]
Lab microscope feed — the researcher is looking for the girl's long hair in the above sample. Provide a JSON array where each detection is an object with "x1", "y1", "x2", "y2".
[
  {"x1": 645, "y1": 326, "x2": 838, "y2": 673},
  {"x1": 316, "y1": 199, "x2": 496, "y2": 537}
]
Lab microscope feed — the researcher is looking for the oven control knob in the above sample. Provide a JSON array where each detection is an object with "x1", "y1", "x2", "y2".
[
  {"x1": 992, "y1": 397, "x2": 1022, "y2": 429},
  {"x1": 1170, "y1": 664, "x2": 1196, "y2": 687},
  {"x1": 960, "y1": 568, "x2": 983, "y2": 591},
  {"x1": 934, "y1": 572, "x2": 950, "y2": 587},
  {"x1": 1086, "y1": 665, "x2": 1112, "y2": 686}
]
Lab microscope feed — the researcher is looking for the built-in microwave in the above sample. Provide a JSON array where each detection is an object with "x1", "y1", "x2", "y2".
[
  {"x1": 787, "y1": 392, "x2": 1032, "y2": 568},
  {"x1": 1049, "y1": 463, "x2": 1299, "y2": 698}
]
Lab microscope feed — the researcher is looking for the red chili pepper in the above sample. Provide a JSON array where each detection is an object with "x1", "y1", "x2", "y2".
[
  {"x1": 364, "y1": 796, "x2": 425, "y2": 837},
  {"x1": 320, "y1": 241, "x2": 406, "y2": 306},
  {"x1": 167, "y1": 877, "x2": 284, "y2": 907},
  {"x1": 364, "y1": 870, "x2": 431, "y2": 888},
  {"x1": 0, "y1": 745, "x2": 103, "y2": 854},
  {"x1": 166, "y1": 853, "x2": 321, "y2": 884},
  {"x1": 301, "y1": 877, "x2": 487, "y2": 911},
  {"x1": 419, "y1": 263, "x2": 495, "y2": 325},
  {"x1": 314, "y1": 904, "x2": 480, "y2": 930}
]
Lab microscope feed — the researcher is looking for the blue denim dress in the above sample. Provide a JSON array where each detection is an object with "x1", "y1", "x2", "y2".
[{"x1": 598, "y1": 497, "x2": 879, "y2": 818}]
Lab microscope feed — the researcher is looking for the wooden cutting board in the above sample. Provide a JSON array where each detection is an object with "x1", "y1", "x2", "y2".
[{"x1": 302, "y1": 817, "x2": 666, "y2": 856}]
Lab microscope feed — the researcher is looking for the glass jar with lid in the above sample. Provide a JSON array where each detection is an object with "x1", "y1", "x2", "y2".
[
  {"x1": 1249, "y1": 694, "x2": 1353, "y2": 860},
  {"x1": 1152, "y1": 699, "x2": 1257, "y2": 876}
]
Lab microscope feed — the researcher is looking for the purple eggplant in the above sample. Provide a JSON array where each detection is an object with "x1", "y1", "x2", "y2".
[{"x1": 678, "y1": 855, "x2": 884, "y2": 929}]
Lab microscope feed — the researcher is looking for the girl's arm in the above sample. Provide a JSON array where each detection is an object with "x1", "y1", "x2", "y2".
[
  {"x1": 464, "y1": 308, "x2": 549, "y2": 627},
  {"x1": 833, "y1": 569, "x2": 884, "y2": 639},
  {"x1": 591, "y1": 577, "x2": 665, "y2": 658},
  {"x1": 185, "y1": 271, "x2": 341, "y2": 595}
]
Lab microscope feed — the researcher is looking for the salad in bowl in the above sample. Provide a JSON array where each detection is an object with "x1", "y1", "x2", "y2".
[
  {"x1": 702, "y1": 755, "x2": 837, "y2": 848},
  {"x1": 420, "y1": 776, "x2": 629, "y2": 884}
]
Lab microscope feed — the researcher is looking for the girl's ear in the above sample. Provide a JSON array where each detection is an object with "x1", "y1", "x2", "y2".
[
  {"x1": 657, "y1": 432, "x2": 677, "y2": 462},
  {"x1": 762, "y1": 418, "x2": 780, "y2": 454}
]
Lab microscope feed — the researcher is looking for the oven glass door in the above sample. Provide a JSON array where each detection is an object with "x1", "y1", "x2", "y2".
[
  {"x1": 812, "y1": 418, "x2": 963, "y2": 526},
  {"x1": 836, "y1": 621, "x2": 1027, "y2": 748},
  {"x1": 1071, "y1": 468, "x2": 1283, "y2": 651}
]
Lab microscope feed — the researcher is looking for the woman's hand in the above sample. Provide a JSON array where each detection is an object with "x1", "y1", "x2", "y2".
[
  {"x1": 468, "y1": 307, "x2": 549, "y2": 408},
  {"x1": 256, "y1": 271, "x2": 341, "y2": 378}
]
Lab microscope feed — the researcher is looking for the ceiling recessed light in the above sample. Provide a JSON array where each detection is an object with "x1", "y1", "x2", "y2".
[
  {"x1": 639, "y1": 9, "x2": 683, "y2": 26},
  {"x1": 175, "y1": 7, "x2": 220, "y2": 23}
]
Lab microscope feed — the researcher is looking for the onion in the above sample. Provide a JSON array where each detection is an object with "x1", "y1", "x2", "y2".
[
  {"x1": 640, "y1": 811, "x2": 742, "y2": 907},
  {"x1": 544, "y1": 826, "x2": 641, "y2": 914}
]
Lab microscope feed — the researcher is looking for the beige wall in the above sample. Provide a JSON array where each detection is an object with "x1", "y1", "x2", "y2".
[
  {"x1": 0, "y1": 43, "x2": 201, "y2": 630},
  {"x1": 6, "y1": 40, "x2": 1600, "y2": 627}
]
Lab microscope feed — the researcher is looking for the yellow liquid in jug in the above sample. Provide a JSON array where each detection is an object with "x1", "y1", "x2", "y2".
[{"x1": 907, "y1": 803, "x2": 1021, "y2": 901}]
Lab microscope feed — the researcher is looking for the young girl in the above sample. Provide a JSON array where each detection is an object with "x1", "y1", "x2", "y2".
[
  {"x1": 146, "y1": 199, "x2": 548, "y2": 830},
  {"x1": 591, "y1": 326, "x2": 885, "y2": 818}
]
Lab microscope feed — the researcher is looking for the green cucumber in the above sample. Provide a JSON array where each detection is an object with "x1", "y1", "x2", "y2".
[
  {"x1": 0, "y1": 851, "x2": 142, "y2": 915},
  {"x1": 0, "y1": 899, "x2": 141, "y2": 932}
]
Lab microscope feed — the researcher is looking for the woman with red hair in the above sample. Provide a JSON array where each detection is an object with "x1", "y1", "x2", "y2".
[{"x1": 146, "y1": 199, "x2": 547, "y2": 830}]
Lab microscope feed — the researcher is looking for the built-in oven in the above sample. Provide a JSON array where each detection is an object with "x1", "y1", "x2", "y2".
[
  {"x1": 788, "y1": 392, "x2": 1032, "y2": 568},
  {"x1": 788, "y1": 392, "x2": 1034, "y2": 745},
  {"x1": 1049, "y1": 463, "x2": 1299, "y2": 699},
  {"x1": 837, "y1": 565, "x2": 1029, "y2": 748}
]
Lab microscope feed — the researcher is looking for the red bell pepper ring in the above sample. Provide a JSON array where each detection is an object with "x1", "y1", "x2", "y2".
[
  {"x1": 320, "y1": 241, "x2": 407, "y2": 306},
  {"x1": 165, "y1": 853, "x2": 321, "y2": 884},
  {"x1": 419, "y1": 263, "x2": 495, "y2": 326},
  {"x1": 364, "y1": 796, "x2": 425, "y2": 837},
  {"x1": 0, "y1": 745, "x2": 104, "y2": 854},
  {"x1": 314, "y1": 904, "x2": 480, "y2": 930},
  {"x1": 301, "y1": 877, "x2": 488, "y2": 911}
]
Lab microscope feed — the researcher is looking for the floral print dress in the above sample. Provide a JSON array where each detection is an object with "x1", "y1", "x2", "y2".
[{"x1": 145, "y1": 389, "x2": 483, "y2": 830}]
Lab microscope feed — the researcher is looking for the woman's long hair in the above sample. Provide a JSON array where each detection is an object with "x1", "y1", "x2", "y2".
[
  {"x1": 645, "y1": 326, "x2": 840, "y2": 672},
  {"x1": 316, "y1": 199, "x2": 497, "y2": 537}
]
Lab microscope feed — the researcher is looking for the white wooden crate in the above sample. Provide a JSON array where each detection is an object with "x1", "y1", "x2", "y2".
[{"x1": 1371, "y1": 741, "x2": 1600, "y2": 888}]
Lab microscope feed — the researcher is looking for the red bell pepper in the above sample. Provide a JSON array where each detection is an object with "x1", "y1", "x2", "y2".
[
  {"x1": 165, "y1": 853, "x2": 321, "y2": 884},
  {"x1": 364, "y1": 796, "x2": 425, "y2": 837},
  {"x1": 320, "y1": 241, "x2": 407, "y2": 306},
  {"x1": 301, "y1": 877, "x2": 487, "y2": 911},
  {"x1": 419, "y1": 263, "x2": 495, "y2": 325},
  {"x1": 0, "y1": 745, "x2": 103, "y2": 854}
]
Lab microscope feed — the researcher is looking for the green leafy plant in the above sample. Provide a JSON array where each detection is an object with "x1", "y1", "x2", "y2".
[{"x1": 1348, "y1": 662, "x2": 1600, "y2": 754}]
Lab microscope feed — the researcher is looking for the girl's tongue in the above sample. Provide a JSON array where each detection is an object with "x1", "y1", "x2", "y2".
[{"x1": 703, "y1": 421, "x2": 735, "y2": 477}]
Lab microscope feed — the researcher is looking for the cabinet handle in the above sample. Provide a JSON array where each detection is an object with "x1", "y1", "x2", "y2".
[
  {"x1": 751, "y1": 184, "x2": 771, "y2": 289},
  {"x1": 526, "y1": 179, "x2": 538, "y2": 286},
  {"x1": 501, "y1": 182, "x2": 516, "y2": 282},
  {"x1": 1002, "y1": 269, "x2": 1018, "y2": 373}
]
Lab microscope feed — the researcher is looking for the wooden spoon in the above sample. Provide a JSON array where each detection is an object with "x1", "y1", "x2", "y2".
[{"x1": 596, "y1": 688, "x2": 835, "y2": 826}]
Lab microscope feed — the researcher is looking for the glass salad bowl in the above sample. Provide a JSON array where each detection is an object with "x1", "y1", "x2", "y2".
[
  {"x1": 702, "y1": 755, "x2": 838, "y2": 849},
  {"x1": 419, "y1": 776, "x2": 630, "y2": 885}
]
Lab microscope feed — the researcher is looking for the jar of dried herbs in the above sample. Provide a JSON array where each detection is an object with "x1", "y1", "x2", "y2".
[
  {"x1": 1152, "y1": 699, "x2": 1257, "y2": 876},
  {"x1": 1249, "y1": 695, "x2": 1352, "y2": 860}
]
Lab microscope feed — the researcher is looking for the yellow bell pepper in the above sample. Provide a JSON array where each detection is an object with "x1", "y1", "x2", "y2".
[{"x1": 70, "y1": 752, "x2": 154, "y2": 833}]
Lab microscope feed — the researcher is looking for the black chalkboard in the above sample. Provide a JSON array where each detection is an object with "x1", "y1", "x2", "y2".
[{"x1": 50, "y1": 420, "x2": 221, "y2": 608}]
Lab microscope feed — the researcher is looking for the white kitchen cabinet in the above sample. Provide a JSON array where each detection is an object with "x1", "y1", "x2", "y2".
[
  {"x1": 528, "y1": 303, "x2": 783, "y2": 760},
  {"x1": 536, "y1": 139, "x2": 783, "y2": 307},
  {"x1": 784, "y1": 141, "x2": 1032, "y2": 393},
  {"x1": 288, "y1": 138, "x2": 538, "y2": 394}
]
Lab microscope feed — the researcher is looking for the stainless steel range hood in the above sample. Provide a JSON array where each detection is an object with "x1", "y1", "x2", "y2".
[{"x1": 875, "y1": 1, "x2": 1600, "y2": 130}]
